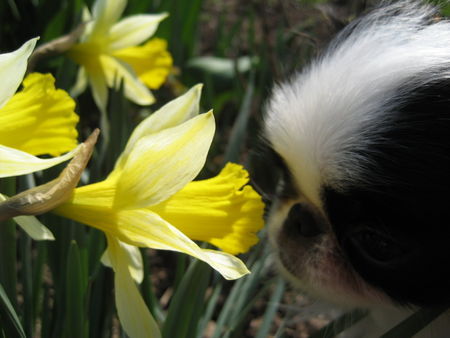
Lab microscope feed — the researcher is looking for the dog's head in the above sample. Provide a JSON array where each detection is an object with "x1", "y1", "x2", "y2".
[{"x1": 263, "y1": 0, "x2": 450, "y2": 308}]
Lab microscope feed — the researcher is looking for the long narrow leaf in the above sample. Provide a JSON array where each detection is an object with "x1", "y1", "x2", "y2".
[
  {"x1": 141, "y1": 248, "x2": 165, "y2": 323},
  {"x1": 0, "y1": 177, "x2": 17, "y2": 311},
  {"x1": 310, "y1": 309, "x2": 369, "y2": 338},
  {"x1": 0, "y1": 282, "x2": 25, "y2": 338},
  {"x1": 380, "y1": 306, "x2": 448, "y2": 338},
  {"x1": 223, "y1": 73, "x2": 255, "y2": 163},
  {"x1": 196, "y1": 282, "x2": 223, "y2": 338},
  {"x1": 19, "y1": 234, "x2": 33, "y2": 337},
  {"x1": 162, "y1": 259, "x2": 211, "y2": 338},
  {"x1": 256, "y1": 277, "x2": 285, "y2": 338},
  {"x1": 63, "y1": 240, "x2": 87, "y2": 338}
]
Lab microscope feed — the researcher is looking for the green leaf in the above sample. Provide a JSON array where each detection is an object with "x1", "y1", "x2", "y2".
[
  {"x1": 0, "y1": 282, "x2": 25, "y2": 338},
  {"x1": 32, "y1": 242, "x2": 47, "y2": 332},
  {"x1": 223, "y1": 72, "x2": 255, "y2": 163},
  {"x1": 380, "y1": 306, "x2": 448, "y2": 338},
  {"x1": 63, "y1": 240, "x2": 88, "y2": 338},
  {"x1": 19, "y1": 234, "x2": 33, "y2": 337},
  {"x1": 256, "y1": 277, "x2": 285, "y2": 338},
  {"x1": 0, "y1": 177, "x2": 17, "y2": 312},
  {"x1": 155, "y1": 0, "x2": 203, "y2": 66},
  {"x1": 196, "y1": 282, "x2": 223, "y2": 338},
  {"x1": 212, "y1": 247, "x2": 271, "y2": 338},
  {"x1": 141, "y1": 248, "x2": 165, "y2": 323},
  {"x1": 162, "y1": 259, "x2": 211, "y2": 338},
  {"x1": 309, "y1": 309, "x2": 369, "y2": 338},
  {"x1": 187, "y1": 56, "x2": 256, "y2": 81}
]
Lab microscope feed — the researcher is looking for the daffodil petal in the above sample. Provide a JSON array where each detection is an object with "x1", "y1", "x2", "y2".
[
  {"x1": 0, "y1": 73, "x2": 79, "y2": 156},
  {"x1": 114, "y1": 210, "x2": 250, "y2": 280},
  {"x1": 89, "y1": 0, "x2": 127, "y2": 42},
  {"x1": 71, "y1": 66, "x2": 88, "y2": 97},
  {"x1": 108, "y1": 13, "x2": 168, "y2": 51},
  {"x1": 114, "y1": 111, "x2": 215, "y2": 209},
  {"x1": 106, "y1": 235, "x2": 161, "y2": 338},
  {"x1": 79, "y1": 6, "x2": 93, "y2": 42},
  {"x1": 54, "y1": 202, "x2": 250, "y2": 279},
  {"x1": 101, "y1": 55, "x2": 154, "y2": 106},
  {"x1": 101, "y1": 240, "x2": 144, "y2": 283},
  {"x1": 112, "y1": 38, "x2": 172, "y2": 89},
  {"x1": 88, "y1": 68, "x2": 108, "y2": 113},
  {"x1": 0, "y1": 194, "x2": 54, "y2": 240},
  {"x1": 151, "y1": 163, "x2": 265, "y2": 255},
  {"x1": 14, "y1": 215, "x2": 55, "y2": 240},
  {"x1": 0, "y1": 38, "x2": 37, "y2": 108},
  {"x1": 0, "y1": 143, "x2": 81, "y2": 178},
  {"x1": 114, "y1": 84, "x2": 203, "y2": 171},
  {"x1": 70, "y1": 52, "x2": 108, "y2": 112}
]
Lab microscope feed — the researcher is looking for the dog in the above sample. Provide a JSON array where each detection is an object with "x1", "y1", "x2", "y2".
[{"x1": 263, "y1": 1, "x2": 450, "y2": 336}]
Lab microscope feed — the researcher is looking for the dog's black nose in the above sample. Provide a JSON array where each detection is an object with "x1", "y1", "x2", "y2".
[{"x1": 283, "y1": 203, "x2": 325, "y2": 237}]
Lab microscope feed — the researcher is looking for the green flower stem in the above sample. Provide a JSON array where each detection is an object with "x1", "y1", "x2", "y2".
[{"x1": 0, "y1": 177, "x2": 17, "y2": 310}]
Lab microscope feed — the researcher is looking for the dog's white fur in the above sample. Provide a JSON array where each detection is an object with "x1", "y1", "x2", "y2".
[{"x1": 265, "y1": 1, "x2": 450, "y2": 206}]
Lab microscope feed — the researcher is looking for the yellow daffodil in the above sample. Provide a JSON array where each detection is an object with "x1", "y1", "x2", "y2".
[
  {"x1": 0, "y1": 38, "x2": 80, "y2": 178},
  {"x1": 68, "y1": 0, "x2": 172, "y2": 112},
  {"x1": 54, "y1": 85, "x2": 264, "y2": 338}
]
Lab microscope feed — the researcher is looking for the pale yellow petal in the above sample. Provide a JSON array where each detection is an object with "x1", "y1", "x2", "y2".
[
  {"x1": 79, "y1": 6, "x2": 93, "y2": 42},
  {"x1": 0, "y1": 143, "x2": 80, "y2": 178},
  {"x1": 114, "y1": 111, "x2": 215, "y2": 209},
  {"x1": 113, "y1": 84, "x2": 203, "y2": 172},
  {"x1": 114, "y1": 210, "x2": 250, "y2": 280},
  {"x1": 68, "y1": 47, "x2": 109, "y2": 112},
  {"x1": 101, "y1": 55, "x2": 154, "y2": 106},
  {"x1": 88, "y1": 66, "x2": 108, "y2": 113},
  {"x1": 107, "y1": 235, "x2": 161, "y2": 338},
  {"x1": 0, "y1": 73, "x2": 79, "y2": 156},
  {"x1": 0, "y1": 194, "x2": 55, "y2": 240},
  {"x1": 101, "y1": 240, "x2": 144, "y2": 283},
  {"x1": 89, "y1": 0, "x2": 127, "y2": 42},
  {"x1": 0, "y1": 38, "x2": 37, "y2": 108},
  {"x1": 71, "y1": 66, "x2": 88, "y2": 97},
  {"x1": 150, "y1": 163, "x2": 265, "y2": 255},
  {"x1": 108, "y1": 13, "x2": 168, "y2": 51},
  {"x1": 14, "y1": 215, "x2": 55, "y2": 240},
  {"x1": 113, "y1": 38, "x2": 172, "y2": 89}
]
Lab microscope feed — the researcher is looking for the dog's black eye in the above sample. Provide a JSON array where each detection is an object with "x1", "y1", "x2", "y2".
[{"x1": 347, "y1": 228, "x2": 405, "y2": 265}]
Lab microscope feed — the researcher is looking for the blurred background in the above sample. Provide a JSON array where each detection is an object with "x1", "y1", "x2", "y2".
[{"x1": 0, "y1": 1, "x2": 401, "y2": 337}]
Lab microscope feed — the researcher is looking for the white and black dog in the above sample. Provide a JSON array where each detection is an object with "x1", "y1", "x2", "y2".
[{"x1": 263, "y1": 1, "x2": 450, "y2": 336}]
